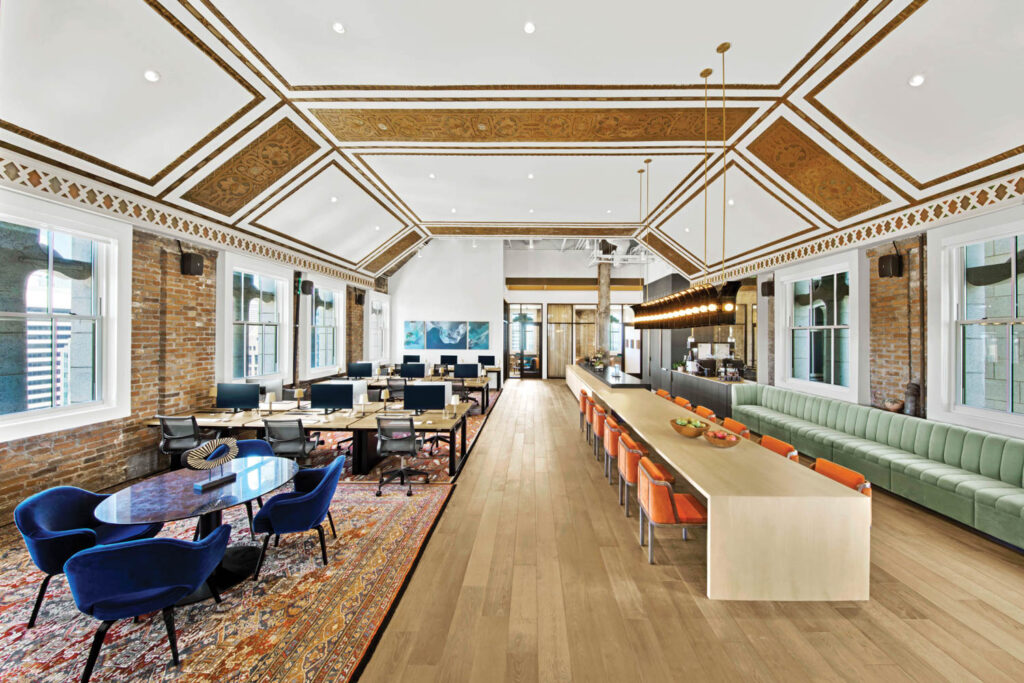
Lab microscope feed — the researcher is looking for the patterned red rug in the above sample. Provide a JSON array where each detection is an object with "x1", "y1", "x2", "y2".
[{"x1": 0, "y1": 482, "x2": 451, "y2": 682}]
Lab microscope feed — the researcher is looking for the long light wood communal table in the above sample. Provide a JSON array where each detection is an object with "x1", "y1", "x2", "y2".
[{"x1": 566, "y1": 363, "x2": 870, "y2": 601}]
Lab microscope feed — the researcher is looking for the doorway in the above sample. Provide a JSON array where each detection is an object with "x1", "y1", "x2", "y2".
[{"x1": 508, "y1": 304, "x2": 543, "y2": 379}]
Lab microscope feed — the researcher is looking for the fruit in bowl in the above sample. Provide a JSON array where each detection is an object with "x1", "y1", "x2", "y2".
[
  {"x1": 670, "y1": 418, "x2": 707, "y2": 437},
  {"x1": 707, "y1": 430, "x2": 738, "y2": 441},
  {"x1": 675, "y1": 418, "x2": 705, "y2": 428},
  {"x1": 704, "y1": 429, "x2": 741, "y2": 448}
]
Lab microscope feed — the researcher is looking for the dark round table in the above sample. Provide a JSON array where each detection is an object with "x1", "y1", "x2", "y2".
[{"x1": 94, "y1": 455, "x2": 298, "y2": 603}]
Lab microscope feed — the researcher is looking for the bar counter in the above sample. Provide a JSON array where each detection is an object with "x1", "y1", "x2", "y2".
[
  {"x1": 574, "y1": 362, "x2": 651, "y2": 390},
  {"x1": 669, "y1": 369, "x2": 748, "y2": 419}
]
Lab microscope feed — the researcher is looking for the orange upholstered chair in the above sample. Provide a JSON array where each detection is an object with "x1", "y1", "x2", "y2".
[
  {"x1": 721, "y1": 417, "x2": 750, "y2": 439},
  {"x1": 618, "y1": 433, "x2": 674, "y2": 517},
  {"x1": 655, "y1": 389, "x2": 672, "y2": 401},
  {"x1": 761, "y1": 435, "x2": 798, "y2": 461},
  {"x1": 694, "y1": 405, "x2": 716, "y2": 421},
  {"x1": 637, "y1": 457, "x2": 707, "y2": 564},
  {"x1": 813, "y1": 458, "x2": 872, "y2": 496},
  {"x1": 603, "y1": 415, "x2": 623, "y2": 483},
  {"x1": 584, "y1": 395, "x2": 596, "y2": 444},
  {"x1": 673, "y1": 396, "x2": 692, "y2": 411},
  {"x1": 578, "y1": 390, "x2": 589, "y2": 433},
  {"x1": 591, "y1": 405, "x2": 607, "y2": 460}
]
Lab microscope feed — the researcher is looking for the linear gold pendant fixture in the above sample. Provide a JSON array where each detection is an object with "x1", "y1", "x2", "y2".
[
  {"x1": 717, "y1": 41, "x2": 731, "y2": 283},
  {"x1": 700, "y1": 66, "x2": 712, "y2": 272}
]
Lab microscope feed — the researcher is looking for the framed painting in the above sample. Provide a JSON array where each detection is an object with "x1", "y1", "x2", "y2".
[
  {"x1": 467, "y1": 321, "x2": 489, "y2": 350},
  {"x1": 404, "y1": 321, "x2": 425, "y2": 349},
  {"x1": 426, "y1": 321, "x2": 467, "y2": 349}
]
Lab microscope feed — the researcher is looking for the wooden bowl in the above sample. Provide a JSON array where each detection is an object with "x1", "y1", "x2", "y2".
[
  {"x1": 704, "y1": 430, "x2": 741, "y2": 448},
  {"x1": 670, "y1": 419, "x2": 708, "y2": 438}
]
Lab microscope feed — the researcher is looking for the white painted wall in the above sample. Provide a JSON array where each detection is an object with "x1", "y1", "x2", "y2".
[{"x1": 389, "y1": 239, "x2": 504, "y2": 368}]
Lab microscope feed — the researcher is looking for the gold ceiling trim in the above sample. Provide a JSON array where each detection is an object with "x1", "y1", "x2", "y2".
[
  {"x1": 312, "y1": 108, "x2": 757, "y2": 144},
  {"x1": 181, "y1": 118, "x2": 320, "y2": 216},
  {"x1": 747, "y1": 116, "x2": 889, "y2": 221},
  {"x1": 640, "y1": 231, "x2": 701, "y2": 276},
  {"x1": 427, "y1": 226, "x2": 638, "y2": 237},
  {"x1": 362, "y1": 230, "x2": 425, "y2": 273},
  {"x1": 0, "y1": 150, "x2": 374, "y2": 287},
  {"x1": 0, "y1": 0, "x2": 265, "y2": 187},
  {"x1": 805, "y1": 0, "x2": 1024, "y2": 190},
  {"x1": 692, "y1": 172, "x2": 1024, "y2": 285}
]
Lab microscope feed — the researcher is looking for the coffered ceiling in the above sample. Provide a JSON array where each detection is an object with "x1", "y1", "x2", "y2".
[{"x1": 0, "y1": 0, "x2": 1020, "y2": 282}]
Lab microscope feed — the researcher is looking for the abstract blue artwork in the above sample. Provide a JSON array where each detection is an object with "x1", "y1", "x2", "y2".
[
  {"x1": 426, "y1": 321, "x2": 467, "y2": 349},
  {"x1": 404, "y1": 321, "x2": 425, "y2": 349},
  {"x1": 467, "y1": 321, "x2": 489, "y2": 350}
]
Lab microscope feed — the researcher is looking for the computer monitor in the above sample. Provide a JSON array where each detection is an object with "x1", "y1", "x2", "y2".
[
  {"x1": 347, "y1": 362, "x2": 373, "y2": 378},
  {"x1": 216, "y1": 383, "x2": 259, "y2": 412},
  {"x1": 478, "y1": 355, "x2": 496, "y2": 366},
  {"x1": 440, "y1": 354, "x2": 458, "y2": 365},
  {"x1": 403, "y1": 384, "x2": 450, "y2": 414},
  {"x1": 400, "y1": 363, "x2": 426, "y2": 378},
  {"x1": 454, "y1": 363, "x2": 480, "y2": 379},
  {"x1": 309, "y1": 383, "x2": 353, "y2": 414},
  {"x1": 403, "y1": 354, "x2": 421, "y2": 363}
]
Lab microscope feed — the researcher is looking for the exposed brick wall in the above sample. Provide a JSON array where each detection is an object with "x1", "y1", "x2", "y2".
[
  {"x1": 346, "y1": 285, "x2": 365, "y2": 364},
  {"x1": 867, "y1": 235, "x2": 927, "y2": 413},
  {"x1": 0, "y1": 230, "x2": 217, "y2": 522}
]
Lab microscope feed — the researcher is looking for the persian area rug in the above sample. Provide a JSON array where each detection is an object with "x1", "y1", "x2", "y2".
[{"x1": 0, "y1": 482, "x2": 451, "y2": 682}]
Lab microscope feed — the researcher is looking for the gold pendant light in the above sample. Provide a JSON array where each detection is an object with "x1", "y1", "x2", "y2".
[
  {"x1": 700, "y1": 67, "x2": 712, "y2": 273},
  {"x1": 637, "y1": 167, "x2": 645, "y2": 222},
  {"x1": 717, "y1": 42, "x2": 731, "y2": 284}
]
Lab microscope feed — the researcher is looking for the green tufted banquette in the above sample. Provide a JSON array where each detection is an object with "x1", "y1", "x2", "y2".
[{"x1": 732, "y1": 383, "x2": 1024, "y2": 549}]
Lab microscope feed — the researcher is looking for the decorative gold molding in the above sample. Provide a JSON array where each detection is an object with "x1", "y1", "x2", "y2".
[
  {"x1": 641, "y1": 231, "x2": 701, "y2": 276},
  {"x1": 362, "y1": 231, "x2": 424, "y2": 273},
  {"x1": 181, "y1": 119, "x2": 320, "y2": 216},
  {"x1": 427, "y1": 226, "x2": 638, "y2": 237},
  {"x1": 313, "y1": 108, "x2": 757, "y2": 143},
  {"x1": 0, "y1": 150, "x2": 374, "y2": 288},
  {"x1": 505, "y1": 277, "x2": 644, "y2": 291},
  {"x1": 747, "y1": 117, "x2": 888, "y2": 221},
  {"x1": 691, "y1": 172, "x2": 1024, "y2": 284}
]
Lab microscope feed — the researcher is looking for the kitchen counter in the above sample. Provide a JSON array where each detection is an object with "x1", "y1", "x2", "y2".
[
  {"x1": 575, "y1": 362, "x2": 651, "y2": 390},
  {"x1": 668, "y1": 368, "x2": 746, "y2": 418}
]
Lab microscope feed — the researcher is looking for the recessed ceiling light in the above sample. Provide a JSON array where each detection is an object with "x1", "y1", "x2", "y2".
[
  {"x1": 908, "y1": 73, "x2": 925, "y2": 87},
  {"x1": 332, "y1": 22, "x2": 346, "y2": 34},
  {"x1": 143, "y1": 69, "x2": 161, "y2": 83},
  {"x1": 330, "y1": 196, "x2": 338, "y2": 203},
  {"x1": 417, "y1": 249, "x2": 424, "y2": 258},
  {"x1": 606, "y1": 209, "x2": 612, "y2": 214},
  {"x1": 527, "y1": 173, "x2": 534, "y2": 180},
  {"x1": 685, "y1": 228, "x2": 690, "y2": 232},
  {"x1": 727, "y1": 198, "x2": 735, "y2": 206},
  {"x1": 451, "y1": 208, "x2": 457, "y2": 214},
  {"x1": 428, "y1": 173, "x2": 436, "y2": 179},
  {"x1": 374, "y1": 225, "x2": 380, "y2": 231},
  {"x1": 528, "y1": 208, "x2": 535, "y2": 214},
  {"x1": 523, "y1": 21, "x2": 536, "y2": 34}
]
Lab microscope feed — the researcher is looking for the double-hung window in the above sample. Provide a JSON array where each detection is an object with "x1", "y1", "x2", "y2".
[
  {"x1": 957, "y1": 235, "x2": 1024, "y2": 414},
  {"x1": 789, "y1": 272, "x2": 850, "y2": 387},
  {"x1": 231, "y1": 269, "x2": 283, "y2": 378},
  {"x1": 0, "y1": 221, "x2": 100, "y2": 415},
  {"x1": 310, "y1": 286, "x2": 339, "y2": 369}
]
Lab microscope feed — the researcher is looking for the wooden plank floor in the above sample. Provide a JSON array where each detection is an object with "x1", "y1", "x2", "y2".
[{"x1": 360, "y1": 379, "x2": 1024, "y2": 682}]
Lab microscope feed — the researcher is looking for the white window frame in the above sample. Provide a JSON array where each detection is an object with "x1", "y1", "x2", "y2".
[
  {"x1": 0, "y1": 188, "x2": 132, "y2": 442},
  {"x1": 217, "y1": 251, "x2": 293, "y2": 385},
  {"x1": 300, "y1": 273, "x2": 346, "y2": 381},
  {"x1": 927, "y1": 203, "x2": 1024, "y2": 438},
  {"x1": 774, "y1": 249, "x2": 869, "y2": 404},
  {"x1": 366, "y1": 290, "x2": 389, "y2": 363}
]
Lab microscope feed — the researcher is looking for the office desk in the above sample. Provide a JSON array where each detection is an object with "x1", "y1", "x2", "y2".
[
  {"x1": 483, "y1": 366, "x2": 502, "y2": 391},
  {"x1": 566, "y1": 364, "x2": 870, "y2": 602},
  {"x1": 345, "y1": 403, "x2": 472, "y2": 477},
  {"x1": 370, "y1": 376, "x2": 492, "y2": 412},
  {"x1": 144, "y1": 404, "x2": 300, "y2": 430}
]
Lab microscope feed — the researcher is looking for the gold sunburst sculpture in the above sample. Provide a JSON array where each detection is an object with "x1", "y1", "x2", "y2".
[{"x1": 185, "y1": 438, "x2": 239, "y2": 470}]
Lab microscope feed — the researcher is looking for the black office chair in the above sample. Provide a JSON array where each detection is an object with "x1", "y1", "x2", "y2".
[
  {"x1": 386, "y1": 377, "x2": 406, "y2": 403},
  {"x1": 367, "y1": 387, "x2": 383, "y2": 403},
  {"x1": 263, "y1": 419, "x2": 321, "y2": 463},
  {"x1": 451, "y1": 378, "x2": 480, "y2": 412},
  {"x1": 157, "y1": 416, "x2": 220, "y2": 470},
  {"x1": 376, "y1": 417, "x2": 428, "y2": 496}
]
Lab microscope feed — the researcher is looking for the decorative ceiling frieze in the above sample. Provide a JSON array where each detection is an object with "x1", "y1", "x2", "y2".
[
  {"x1": 426, "y1": 225, "x2": 639, "y2": 237},
  {"x1": 361, "y1": 230, "x2": 424, "y2": 273},
  {"x1": 747, "y1": 117, "x2": 888, "y2": 221},
  {"x1": 312, "y1": 108, "x2": 758, "y2": 143},
  {"x1": 181, "y1": 118, "x2": 319, "y2": 216}
]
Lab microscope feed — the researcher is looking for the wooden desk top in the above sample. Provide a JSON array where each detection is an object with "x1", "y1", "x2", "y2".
[
  {"x1": 346, "y1": 402, "x2": 472, "y2": 431},
  {"x1": 568, "y1": 364, "x2": 862, "y2": 501},
  {"x1": 145, "y1": 404, "x2": 295, "y2": 429}
]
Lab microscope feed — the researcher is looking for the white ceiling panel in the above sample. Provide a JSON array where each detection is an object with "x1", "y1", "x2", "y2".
[
  {"x1": 658, "y1": 165, "x2": 819, "y2": 265},
  {"x1": 254, "y1": 163, "x2": 406, "y2": 263},
  {"x1": 0, "y1": 0, "x2": 255, "y2": 179},
  {"x1": 209, "y1": 0, "x2": 855, "y2": 87},
  {"x1": 360, "y1": 153, "x2": 703, "y2": 223},
  {"x1": 813, "y1": 0, "x2": 1024, "y2": 184}
]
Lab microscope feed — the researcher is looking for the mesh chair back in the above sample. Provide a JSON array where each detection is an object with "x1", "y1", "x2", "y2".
[
  {"x1": 367, "y1": 387, "x2": 382, "y2": 402},
  {"x1": 157, "y1": 416, "x2": 201, "y2": 452},
  {"x1": 377, "y1": 416, "x2": 417, "y2": 456},
  {"x1": 264, "y1": 419, "x2": 306, "y2": 455},
  {"x1": 387, "y1": 378, "x2": 407, "y2": 400}
]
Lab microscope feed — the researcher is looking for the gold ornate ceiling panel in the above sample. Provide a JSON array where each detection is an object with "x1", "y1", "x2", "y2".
[
  {"x1": 312, "y1": 108, "x2": 758, "y2": 143},
  {"x1": 362, "y1": 231, "x2": 424, "y2": 273},
  {"x1": 181, "y1": 118, "x2": 319, "y2": 216},
  {"x1": 427, "y1": 225, "x2": 638, "y2": 237},
  {"x1": 747, "y1": 117, "x2": 888, "y2": 221}
]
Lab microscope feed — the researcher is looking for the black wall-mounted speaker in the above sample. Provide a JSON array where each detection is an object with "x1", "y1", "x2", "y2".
[
  {"x1": 878, "y1": 253, "x2": 903, "y2": 278},
  {"x1": 354, "y1": 291, "x2": 366, "y2": 306},
  {"x1": 760, "y1": 280, "x2": 774, "y2": 297},
  {"x1": 180, "y1": 252, "x2": 204, "y2": 276},
  {"x1": 300, "y1": 280, "x2": 314, "y2": 295}
]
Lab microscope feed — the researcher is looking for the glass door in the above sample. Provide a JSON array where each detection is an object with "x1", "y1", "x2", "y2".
[{"x1": 508, "y1": 304, "x2": 543, "y2": 379}]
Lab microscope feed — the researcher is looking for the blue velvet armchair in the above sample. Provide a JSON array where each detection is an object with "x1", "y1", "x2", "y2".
[
  {"x1": 64, "y1": 524, "x2": 231, "y2": 683},
  {"x1": 13, "y1": 486, "x2": 163, "y2": 628},
  {"x1": 252, "y1": 456, "x2": 344, "y2": 578}
]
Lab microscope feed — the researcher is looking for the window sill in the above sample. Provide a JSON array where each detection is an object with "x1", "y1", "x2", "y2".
[
  {"x1": 0, "y1": 401, "x2": 131, "y2": 443},
  {"x1": 775, "y1": 376, "x2": 858, "y2": 404}
]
